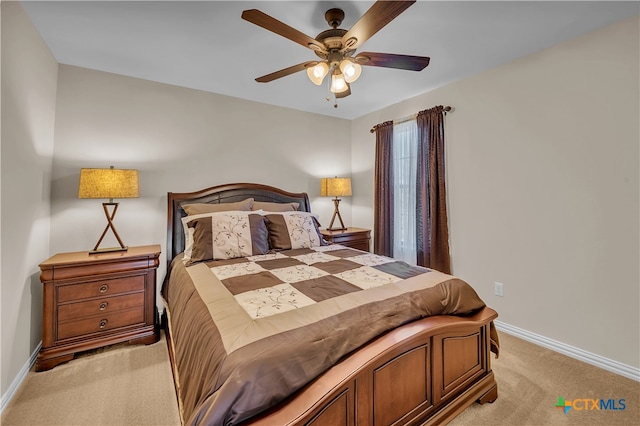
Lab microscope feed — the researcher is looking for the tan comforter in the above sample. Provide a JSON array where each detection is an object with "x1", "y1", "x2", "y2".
[{"x1": 162, "y1": 245, "x2": 491, "y2": 425}]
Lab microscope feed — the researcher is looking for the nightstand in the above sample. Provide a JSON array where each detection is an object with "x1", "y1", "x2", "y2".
[
  {"x1": 36, "y1": 245, "x2": 161, "y2": 371},
  {"x1": 321, "y1": 227, "x2": 371, "y2": 252}
]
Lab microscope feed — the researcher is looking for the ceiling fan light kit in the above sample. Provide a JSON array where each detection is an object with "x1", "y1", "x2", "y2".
[
  {"x1": 307, "y1": 62, "x2": 329, "y2": 85},
  {"x1": 241, "y1": 1, "x2": 430, "y2": 108},
  {"x1": 340, "y1": 59, "x2": 362, "y2": 83},
  {"x1": 330, "y1": 71, "x2": 348, "y2": 94}
]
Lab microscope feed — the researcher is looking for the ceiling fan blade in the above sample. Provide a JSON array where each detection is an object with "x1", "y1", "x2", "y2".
[
  {"x1": 242, "y1": 9, "x2": 326, "y2": 53},
  {"x1": 355, "y1": 52, "x2": 430, "y2": 71},
  {"x1": 341, "y1": 1, "x2": 415, "y2": 50},
  {"x1": 255, "y1": 61, "x2": 317, "y2": 83}
]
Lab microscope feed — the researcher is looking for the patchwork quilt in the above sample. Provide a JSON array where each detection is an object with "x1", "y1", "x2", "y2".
[
  {"x1": 206, "y1": 245, "x2": 429, "y2": 320},
  {"x1": 163, "y1": 244, "x2": 489, "y2": 425}
]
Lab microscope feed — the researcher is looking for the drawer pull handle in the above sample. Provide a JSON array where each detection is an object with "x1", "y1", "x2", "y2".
[
  {"x1": 99, "y1": 302, "x2": 108, "y2": 311},
  {"x1": 99, "y1": 319, "x2": 108, "y2": 329},
  {"x1": 99, "y1": 285, "x2": 108, "y2": 293}
]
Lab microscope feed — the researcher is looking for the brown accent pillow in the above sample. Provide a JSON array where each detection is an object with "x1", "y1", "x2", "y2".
[
  {"x1": 186, "y1": 212, "x2": 268, "y2": 263},
  {"x1": 252, "y1": 201, "x2": 299, "y2": 212},
  {"x1": 265, "y1": 212, "x2": 325, "y2": 250},
  {"x1": 182, "y1": 198, "x2": 254, "y2": 215}
]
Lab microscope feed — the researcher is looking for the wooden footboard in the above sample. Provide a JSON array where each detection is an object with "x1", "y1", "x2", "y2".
[
  {"x1": 242, "y1": 307, "x2": 497, "y2": 426},
  {"x1": 164, "y1": 304, "x2": 497, "y2": 426}
]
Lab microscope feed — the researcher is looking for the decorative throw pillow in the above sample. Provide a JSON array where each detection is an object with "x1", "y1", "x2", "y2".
[
  {"x1": 264, "y1": 211, "x2": 325, "y2": 250},
  {"x1": 252, "y1": 201, "x2": 299, "y2": 212},
  {"x1": 182, "y1": 198, "x2": 254, "y2": 216},
  {"x1": 185, "y1": 212, "x2": 269, "y2": 264}
]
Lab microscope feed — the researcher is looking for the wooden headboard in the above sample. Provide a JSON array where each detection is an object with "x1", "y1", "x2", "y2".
[{"x1": 166, "y1": 183, "x2": 311, "y2": 266}]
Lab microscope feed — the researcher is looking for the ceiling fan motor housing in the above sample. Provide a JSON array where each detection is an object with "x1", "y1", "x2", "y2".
[{"x1": 315, "y1": 28, "x2": 348, "y2": 52}]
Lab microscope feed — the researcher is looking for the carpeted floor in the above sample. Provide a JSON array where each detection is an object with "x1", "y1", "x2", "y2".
[
  {"x1": 1, "y1": 333, "x2": 180, "y2": 425},
  {"x1": 449, "y1": 333, "x2": 639, "y2": 426},
  {"x1": 2, "y1": 331, "x2": 638, "y2": 425}
]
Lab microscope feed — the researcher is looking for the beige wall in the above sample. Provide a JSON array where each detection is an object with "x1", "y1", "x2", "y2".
[
  {"x1": 1, "y1": 2, "x2": 58, "y2": 398},
  {"x1": 352, "y1": 16, "x2": 639, "y2": 368},
  {"x1": 50, "y1": 65, "x2": 352, "y2": 284}
]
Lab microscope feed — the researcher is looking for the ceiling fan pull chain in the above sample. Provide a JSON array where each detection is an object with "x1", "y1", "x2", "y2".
[
  {"x1": 326, "y1": 67, "x2": 332, "y2": 102},
  {"x1": 325, "y1": 66, "x2": 338, "y2": 108}
]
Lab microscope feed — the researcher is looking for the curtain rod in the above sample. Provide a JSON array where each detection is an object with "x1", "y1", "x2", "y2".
[{"x1": 370, "y1": 105, "x2": 452, "y2": 133}]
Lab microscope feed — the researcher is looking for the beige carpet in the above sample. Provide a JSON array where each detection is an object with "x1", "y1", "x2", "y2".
[
  {"x1": 449, "y1": 333, "x2": 639, "y2": 426},
  {"x1": 1, "y1": 333, "x2": 180, "y2": 426},
  {"x1": 2, "y1": 331, "x2": 638, "y2": 425}
]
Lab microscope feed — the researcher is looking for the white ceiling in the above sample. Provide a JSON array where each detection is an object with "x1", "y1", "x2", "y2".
[{"x1": 21, "y1": 1, "x2": 639, "y2": 120}]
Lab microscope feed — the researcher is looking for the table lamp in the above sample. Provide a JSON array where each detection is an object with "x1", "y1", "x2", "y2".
[
  {"x1": 78, "y1": 166, "x2": 139, "y2": 254},
  {"x1": 320, "y1": 177, "x2": 352, "y2": 231}
]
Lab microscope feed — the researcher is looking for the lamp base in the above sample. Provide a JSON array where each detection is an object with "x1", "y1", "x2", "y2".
[
  {"x1": 89, "y1": 246, "x2": 129, "y2": 255},
  {"x1": 90, "y1": 202, "x2": 129, "y2": 254},
  {"x1": 327, "y1": 198, "x2": 347, "y2": 231}
]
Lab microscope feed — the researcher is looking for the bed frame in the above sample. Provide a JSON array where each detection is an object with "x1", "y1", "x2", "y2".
[{"x1": 164, "y1": 182, "x2": 498, "y2": 425}]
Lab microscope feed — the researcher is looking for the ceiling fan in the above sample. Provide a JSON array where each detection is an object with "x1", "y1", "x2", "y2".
[{"x1": 241, "y1": 0, "x2": 430, "y2": 107}]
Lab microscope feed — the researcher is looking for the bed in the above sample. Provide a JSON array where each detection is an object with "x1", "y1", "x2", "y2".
[{"x1": 162, "y1": 182, "x2": 499, "y2": 426}]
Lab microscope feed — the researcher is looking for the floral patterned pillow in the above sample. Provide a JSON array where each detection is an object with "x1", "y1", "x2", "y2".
[
  {"x1": 185, "y1": 212, "x2": 269, "y2": 263},
  {"x1": 264, "y1": 211, "x2": 325, "y2": 250}
]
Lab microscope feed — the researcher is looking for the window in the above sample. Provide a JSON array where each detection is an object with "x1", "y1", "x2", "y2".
[
  {"x1": 373, "y1": 106, "x2": 451, "y2": 273},
  {"x1": 392, "y1": 119, "x2": 418, "y2": 264}
]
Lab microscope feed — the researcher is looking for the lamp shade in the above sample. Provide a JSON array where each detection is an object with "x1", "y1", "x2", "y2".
[
  {"x1": 78, "y1": 167, "x2": 139, "y2": 200},
  {"x1": 320, "y1": 177, "x2": 352, "y2": 198},
  {"x1": 307, "y1": 62, "x2": 329, "y2": 85},
  {"x1": 330, "y1": 72, "x2": 349, "y2": 94},
  {"x1": 339, "y1": 59, "x2": 362, "y2": 83}
]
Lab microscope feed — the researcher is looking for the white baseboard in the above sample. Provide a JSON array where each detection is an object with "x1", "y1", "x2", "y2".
[
  {"x1": 0, "y1": 341, "x2": 41, "y2": 414},
  {"x1": 495, "y1": 320, "x2": 640, "y2": 382}
]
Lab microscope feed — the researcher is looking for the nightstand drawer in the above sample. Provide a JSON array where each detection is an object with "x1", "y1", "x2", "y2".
[
  {"x1": 57, "y1": 275, "x2": 145, "y2": 303},
  {"x1": 58, "y1": 292, "x2": 145, "y2": 322},
  {"x1": 57, "y1": 309, "x2": 145, "y2": 340},
  {"x1": 321, "y1": 227, "x2": 371, "y2": 252}
]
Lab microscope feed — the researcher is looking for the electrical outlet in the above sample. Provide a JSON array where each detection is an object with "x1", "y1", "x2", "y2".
[{"x1": 494, "y1": 282, "x2": 504, "y2": 297}]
